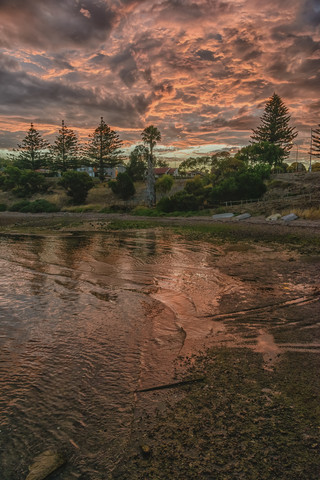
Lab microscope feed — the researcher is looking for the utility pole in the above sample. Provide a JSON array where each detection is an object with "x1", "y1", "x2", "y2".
[{"x1": 309, "y1": 128, "x2": 313, "y2": 172}]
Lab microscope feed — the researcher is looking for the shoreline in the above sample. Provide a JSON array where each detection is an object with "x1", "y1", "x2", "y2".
[
  {"x1": 1, "y1": 210, "x2": 320, "y2": 231},
  {"x1": 1, "y1": 212, "x2": 320, "y2": 255}
]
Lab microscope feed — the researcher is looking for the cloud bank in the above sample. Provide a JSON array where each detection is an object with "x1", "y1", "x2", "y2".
[{"x1": 0, "y1": 0, "x2": 319, "y2": 159}]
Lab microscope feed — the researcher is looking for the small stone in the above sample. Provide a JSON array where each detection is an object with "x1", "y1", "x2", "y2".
[
  {"x1": 140, "y1": 444, "x2": 152, "y2": 458},
  {"x1": 26, "y1": 450, "x2": 66, "y2": 480}
]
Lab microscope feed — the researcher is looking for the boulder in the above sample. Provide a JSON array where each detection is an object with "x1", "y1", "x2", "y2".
[
  {"x1": 281, "y1": 213, "x2": 298, "y2": 222},
  {"x1": 212, "y1": 213, "x2": 234, "y2": 219},
  {"x1": 26, "y1": 450, "x2": 66, "y2": 480},
  {"x1": 266, "y1": 214, "x2": 281, "y2": 221},
  {"x1": 235, "y1": 213, "x2": 251, "y2": 221}
]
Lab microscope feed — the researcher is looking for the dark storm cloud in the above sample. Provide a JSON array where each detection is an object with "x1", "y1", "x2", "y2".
[
  {"x1": 299, "y1": 0, "x2": 320, "y2": 26},
  {"x1": 0, "y1": 0, "x2": 115, "y2": 50},
  {"x1": 0, "y1": 56, "x2": 148, "y2": 128},
  {"x1": 196, "y1": 50, "x2": 216, "y2": 61},
  {"x1": 108, "y1": 47, "x2": 139, "y2": 86},
  {"x1": 155, "y1": 0, "x2": 234, "y2": 22}
]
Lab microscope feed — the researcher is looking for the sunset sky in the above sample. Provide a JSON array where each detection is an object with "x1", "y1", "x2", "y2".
[{"x1": 0, "y1": 0, "x2": 319, "y2": 161}]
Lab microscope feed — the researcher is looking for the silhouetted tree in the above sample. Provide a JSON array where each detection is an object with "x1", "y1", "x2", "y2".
[
  {"x1": 141, "y1": 125, "x2": 161, "y2": 207},
  {"x1": 15, "y1": 123, "x2": 50, "y2": 170},
  {"x1": 86, "y1": 117, "x2": 123, "y2": 181},
  {"x1": 51, "y1": 120, "x2": 79, "y2": 171},
  {"x1": 251, "y1": 93, "x2": 297, "y2": 160}
]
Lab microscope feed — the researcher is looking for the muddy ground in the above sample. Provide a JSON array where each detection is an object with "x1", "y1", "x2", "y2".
[{"x1": 110, "y1": 232, "x2": 320, "y2": 480}]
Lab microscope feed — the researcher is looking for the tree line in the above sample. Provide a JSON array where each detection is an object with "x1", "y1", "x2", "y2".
[{"x1": 1, "y1": 93, "x2": 320, "y2": 210}]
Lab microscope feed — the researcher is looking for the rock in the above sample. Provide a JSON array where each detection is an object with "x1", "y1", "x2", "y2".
[
  {"x1": 140, "y1": 444, "x2": 152, "y2": 458},
  {"x1": 266, "y1": 213, "x2": 281, "y2": 221},
  {"x1": 281, "y1": 213, "x2": 298, "y2": 222},
  {"x1": 26, "y1": 450, "x2": 66, "y2": 480},
  {"x1": 212, "y1": 213, "x2": 234, "y2": 219},
  {"x1": 234, "y1": 213, "x2": 251, "y2": 221}
]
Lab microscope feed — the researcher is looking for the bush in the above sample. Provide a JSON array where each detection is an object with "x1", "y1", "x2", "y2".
[
  {"x1": 0, "y1": 167, "x2": 47, "y2": 197},
  {"x1": 157, "y1": 191, "x2": 201, "y2": 212},
  {"x1": 9, "y1": 199, "x2": 59, "y2": 213},
  {"x1": 109, "y1": 172, "x2": 135, "y2": 200},
  {"x1": 155, "y1": 175, "x2": 174, "y2": 197},
  {"x1": 59, "y1": 171, "x2": 95, "y2": 204},
  {"x1": 0, "y1": 203, "x2": 7, "y2": 211},
  {"x1": 9, "y1": 200, "x2": 31, "y2": 212},
  {"x1": 21, "y1": 199, "x2": 59, "y2": 213}
]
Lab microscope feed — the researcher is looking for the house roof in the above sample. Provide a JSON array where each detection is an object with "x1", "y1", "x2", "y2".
[
  {"x1": 154, "y1": 167, "x2": 170, "y2": 174},
  {"x1": 154, "y1": 167, "x2": 178, "y2": 175}
]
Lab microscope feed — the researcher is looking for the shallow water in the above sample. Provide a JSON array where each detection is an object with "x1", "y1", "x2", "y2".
[{"x1": 0, "y1": 230, "x2": 319, "y2": 479}]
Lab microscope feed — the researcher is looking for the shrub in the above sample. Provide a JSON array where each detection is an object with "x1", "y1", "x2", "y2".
[
  {"x1": 20, "y1": 199, "x2": 59, "y2": 213},
  {"x1": 9, "y1": 199, "x2": 59, "y2": 213},
  {"x1": 109, "y1": 172, "x2": 135, "y2": 200},
  {"x1": 0, "y1": 167, "x2": 47, "y2": 197},
  {"x1": 0, "y1": 203, "x2": 7, "y2": 211},
  {"x1": 59, "y1": 171, "x2": 95, "y2": 204},
  {"x1": 157, "y1": 191, "x2": 201, "y2": 212},
  {"x1": 9, "y1": 200, "x2": 31, "y2": 211},
  {"x1": 155, "y1": 174, "x2": 174, "y2": 197}
]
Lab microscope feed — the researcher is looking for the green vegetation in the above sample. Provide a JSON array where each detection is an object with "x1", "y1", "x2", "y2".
[
  {"x1": 109, "y1": 172, "x2": 136, "y2": 200},
  {"x1": 86, "y1": 117, "x2": 123, "y2": 181},
  {"x1": 235, "y1": 141, "x2": 285, "y2": 167},
  {"x1": 251, "y1": 93, "x2": 297, "y2": 161},
  {"x1": 14, "y1": 123, "x2": 50, "y2": 170},
  {"x1": 9, "y1": 199, "x2": 59, "y2": 213},
  {"x1": 0, "y1": 203, "x2": 7, "y2": 211},
  {"x1": 157, "y1": 158, "x2": 270, "y2": 213},
  {"x1": 0, "y1": 166, "x2": 47, "y2": 197},
  {"x1": 50, "y1": 120, "x2": 79, "y2": 172},
  {"x1": 59, "y1": 171, "x2": 95, "y2": 204},
  {"x1": 126, "y1": 145, "x2": 148, "y2": 181},
  {"x1": 155, "y1": 174, "x2": 174, "y2": 198}
]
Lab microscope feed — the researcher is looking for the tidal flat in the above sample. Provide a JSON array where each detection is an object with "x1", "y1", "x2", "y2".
[{"x1": 0, "y1": 213, "x2": 319, "y2": 479}]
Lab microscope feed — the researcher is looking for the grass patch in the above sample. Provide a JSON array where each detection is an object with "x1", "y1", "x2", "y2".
[
  {"x1": 114, "y1": 348, "x2": 320, "y2": 480},
  {"x1": 61, "y1": 204, "x2": 102, "y2": 213},
  {"x1": 281, "y1": 207, "x2": 320, "y2": 220}
]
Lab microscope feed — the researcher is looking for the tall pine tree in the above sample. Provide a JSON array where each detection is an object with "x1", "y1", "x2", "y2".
[
  {"x1": 251, "y1": 93, "x2": 297, "y2": 161},
  {"x1": 15, "y1": 123, "x2": 50, "y2": 170},
  {"x1": 311, "y1": 125, "x2": 320, "y2": 158},
  {"x1": 51, "y1": 120, "x2": 79, "y2": 172},
  {"x1": 86, "y1": 117, "x2": 123, "y2": 181}
]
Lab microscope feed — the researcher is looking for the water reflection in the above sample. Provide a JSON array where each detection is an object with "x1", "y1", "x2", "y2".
[{"x1": 0, "y1": 230, "x2": 318, "y2": 479}]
